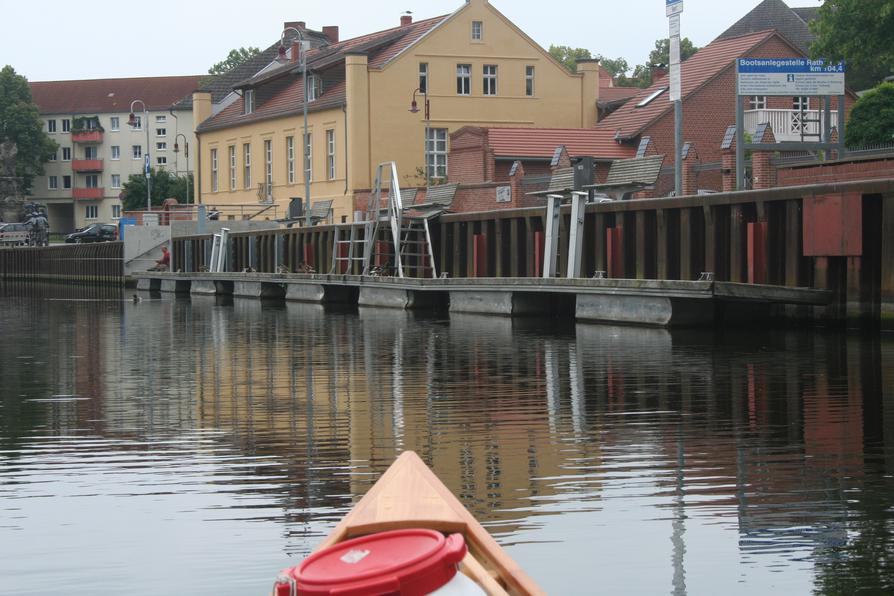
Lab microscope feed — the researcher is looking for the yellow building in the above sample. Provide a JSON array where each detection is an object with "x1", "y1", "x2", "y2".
[{"x1": 194, "y1": 0, "x2": 604, "y2": 223}]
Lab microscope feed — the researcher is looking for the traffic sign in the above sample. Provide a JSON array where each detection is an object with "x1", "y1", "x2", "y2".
[{"x1": 666, "y1": 0, "x2": 683, "y2": 16}]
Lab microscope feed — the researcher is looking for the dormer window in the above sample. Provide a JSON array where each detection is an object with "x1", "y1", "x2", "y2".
[
  {"x1": 244, "y1": 89, "x2": 255, "y2": 114},
  {"x1": 307, "y1": 74, "x2": 322, "y2": 102}
]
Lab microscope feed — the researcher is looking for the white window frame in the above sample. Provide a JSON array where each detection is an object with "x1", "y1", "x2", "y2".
[
  {"x1": 749, "y1": 95, "x2": 767, "y2": 110},
  {"x1": 326, "y1": 129, "x2": 336, "y2": 180},
  {"x1": 131, "y1": 116, "x2": 142, "y2": 130},
  {"x1": 419, "y1": 63, "x2": 428, "y2": 94},
  {"x1": 483, "y1": 65, "x2": 497, "y2": 96},
  {"x1": 303, "y1": 133, "x2": 313, "y2": 182},
  {"x1": 85, "y1": 174, "x2": 99, "y2": 189},
  {"x1": 62, "y1": 119, "x2": 71, "y2": 133},
  {"x1": 62, "y1": 175, "x2": 72, "y2": 189},
  {"x1": 210, "y1": 148, "x2": 219, "y2": 192},
  {"x1": 264, "y1": 139, "x2": 273, "y2": 199},
  {"x1": 111, "y1": 145, "x2": 120, "y2": 160},
  {"x1": 111, "y1": 204, "x2": 122, "y2": 219},
  {"x1": 793, "y1": 96, "x2": 810, "y2": 111},
  {"x1": 111, "y1": 174, "x2": 121, "y2": 189},
  {"x1": 48, "y1": 151, "x2": 57, "y2": 162},
  {"x1": 62, "y1": 147, "x2": 71, "y2": 161},
  {"x1": 157, "y1": 156, "x2": 167, "y2": 165},
  {"x1": 244, "y1": 89, "x2": 255, "y2": 114},
  {"x1": 156, "y1": 128, "x2": 166, "y2": 137},
  {"x1": 471, "y1": 20, "x2": 483, "y2": 41},
  {"x1": 229, "y1": 145, "x2": 237, "y2": 190},
  {"x1": 526, "y1": 66, "x2": 535, "y2": 97},
  {"x1": 155, "y1": 115, "x2": 167, "y2": 123},
  {"x1": 132, "y1": 145, "x2": 142, "y2": 159},
  {"x1": 84, "y1": 146, "x2": 98, "y2": 160},
  {"x1": 156, "y1": 142, "x2": 167, "y2": 151},
  {"x1": 110, "y1": 117, "x2": 120, "y2": 131},
  {"x1": 47, "y1": 119, "x2": 56, "y2": 133},
  {"x1": 307, "y1": 75, "x2": 322, "y2": 102},
  {"x1": 243, "y1": 143, "x2": 251, "y2": 189},
  {"x1": 425, "y1": 128, "x2": 448, "y2": 181},
  {"x1": 457, "y1": 64, "x2": 471, "y2": 95},
  {"x1": 85, "y1": 205, "x2": 98, "y2": 220},
  {"x1": 286, "y1": 136, "x2": 295, "y2": 184},
  {"x1": 48, "y1": 175, "x2": 58, "y2": 190}
]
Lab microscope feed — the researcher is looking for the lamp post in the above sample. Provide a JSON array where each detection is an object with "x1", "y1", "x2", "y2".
[
  {"x1": 278, "y1": 27, "x2": 311, "y2": 226},
  {"x1": 409, "y1": 88, "x2": 430, "y2": 187},
  {"x1": 128, "y1": 99, "x2": 151, "y2": 212},
  {"x1": 173, "y1": 133, "x2": 190, "y2": 205}
]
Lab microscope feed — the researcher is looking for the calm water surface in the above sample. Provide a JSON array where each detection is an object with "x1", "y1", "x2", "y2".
[{"x1": 1, "y1": 286, "x2": 893, "y2": 595}]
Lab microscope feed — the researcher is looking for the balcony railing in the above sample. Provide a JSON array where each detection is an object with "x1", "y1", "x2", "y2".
[
  {"x1": 71, "y1": 130, "x2": 103, "y2": 144},
  {"x1": 72, "y1": 187, "x2": 104, "y2": 200},
  {"x1": 71, "y1": 159, "x2": 104, "y2": 172},
  {"x1": 744, "y1": 109, "x2": 839, "y2": 143}
]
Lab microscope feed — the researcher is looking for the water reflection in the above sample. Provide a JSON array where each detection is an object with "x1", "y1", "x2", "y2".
[{"x1": 1, "y1": 285, "x2": 893, "y2": 595}]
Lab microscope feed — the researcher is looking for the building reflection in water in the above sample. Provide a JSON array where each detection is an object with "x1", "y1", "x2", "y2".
[{"x1": 7, "y1": 281, "x2": 891, "y2": 594}]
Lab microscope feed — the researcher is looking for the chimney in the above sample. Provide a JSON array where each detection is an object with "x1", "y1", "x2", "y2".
[
  {"x1": 400, "y1": 14, "x2": 413, "y2": 27},
  {"x1": 290, "y1": 41, "x2": 301, "y2": 63},
  {"x1": 650, "y1": 65, "x2": 667, "y2": 82},
  {"x1": 322, "y1": 26, "x2": 339, "y2": 43}
]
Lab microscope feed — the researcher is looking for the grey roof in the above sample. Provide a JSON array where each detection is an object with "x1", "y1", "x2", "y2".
[
  {"x1": 603, "y1": 155, "x2": 666, "y2": 187},
  {"x1": 526, "y1": 167, "x2": 575, "y2": 196},
  {"x1": 423, "y1": 184, "x2": 458, "y2": 206},
  {"x1": 173, "y1": 28, "x2": 330, "y2": 109},
  {"x1": 717, "y1": 0, "x2": 817, "y2": 54}
]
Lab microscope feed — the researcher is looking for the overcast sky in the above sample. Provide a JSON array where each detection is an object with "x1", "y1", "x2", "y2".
[{"x1": 3, "y1": 0, "x2": 819, "y2": 82}]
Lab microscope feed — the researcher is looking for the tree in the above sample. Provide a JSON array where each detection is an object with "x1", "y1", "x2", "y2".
[
  {"x1": 594, "y1": 55, "x2": 631, "y2": 81},
  {"x1": 120, "y1": 169, "x2": 194, "y2": 211},
  {"x1": 630, "y1": 37, "x2": 700, "y2": 88},
  {"x1": 845, "y1": 82, "x2": 894, "y2": 147},
  {"x1": 208, "y1": 47, "x2": 261, "y2": 75},
  {"x1": 548, "y1": 45, "x2": 592, "y2": 72},
  {"x1": 0, "y1": 66, "x2": 58, "y2": 194},
  {"x1": 810, "y1": 0, "x2": 894, "y2": 90}
]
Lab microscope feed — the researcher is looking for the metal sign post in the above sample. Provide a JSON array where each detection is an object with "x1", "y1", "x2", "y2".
[
  {"x1": 734, "y1": 58, "x2": 846, "y2": 189},
  {"x1": 667, "y1": 0, "x2": 684, "y2": 197}
]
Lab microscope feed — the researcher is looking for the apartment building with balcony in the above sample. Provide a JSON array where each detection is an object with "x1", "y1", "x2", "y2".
[{"x1": 29, "y1": 76, "x2": 202, "y2": 233}]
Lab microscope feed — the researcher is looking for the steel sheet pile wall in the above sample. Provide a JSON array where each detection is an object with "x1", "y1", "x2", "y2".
[
  {"x1": 170, "y1": 179, "x2": 894, "y2": 326},
  {"x1": 0, "y1": 242, "x2": 123, "y2": 285}
]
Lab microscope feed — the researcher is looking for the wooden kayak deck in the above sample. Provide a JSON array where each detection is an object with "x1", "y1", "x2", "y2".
[{"x1": 317, "y1": 451, "x2": 545, "y2": 596}]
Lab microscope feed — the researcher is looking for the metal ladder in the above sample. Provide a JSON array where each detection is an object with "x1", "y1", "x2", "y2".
[
  {"x1": 397, "y1": 217, "x2": 437, "y2": 278},
  {"x1": 330, "y1": 221, "x2": 373, "y2": 274}
]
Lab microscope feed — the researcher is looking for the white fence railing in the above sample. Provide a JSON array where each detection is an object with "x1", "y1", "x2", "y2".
[{"x1": 744, "y1": 109, "x2": 839, "y2": 142}]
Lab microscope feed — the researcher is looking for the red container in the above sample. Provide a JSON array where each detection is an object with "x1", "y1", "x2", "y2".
[{"x1": 274, "y1": 529, "x2": 468, "y2": 596}]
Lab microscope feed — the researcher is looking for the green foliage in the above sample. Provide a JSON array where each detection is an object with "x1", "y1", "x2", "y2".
[
  {"x1": 0, "y1": 65, "x2": 58, "y2": 194},
  {"x1": 594, "y1": 55, "x2": 631, "y2": 80},
  {"x1": 208, "y1": 47, "x2": 262, "y2": 75},
  {"x1": 631, "y1": 37, "x2": 700, "y2": 88},
  {"x1": 845, "y1": 82, "x2": 894, "y2": 146},
  {"x1": 548, "y1": 45, "x2": 592, "y2": 72},
  {"x1": 120, "y1": 169, "x2": 194, "y2": 211},
  {"x1": 71, "y1": 116, "x2": 103, "y2": 134},
  {"x1": 810, "y1": 0, "x2": 894, "y2": 90}
]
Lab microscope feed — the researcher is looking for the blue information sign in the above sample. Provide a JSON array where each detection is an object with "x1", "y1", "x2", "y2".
[{"x1": 737, "y1": 58, "x2": 845, "y2": 95}]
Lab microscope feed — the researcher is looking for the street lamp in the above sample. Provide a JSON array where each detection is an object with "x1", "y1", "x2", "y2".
[
  {"x1": 409, "y1": 88, "x2": 430, "y2": 186},
  {"x1": 278, "y1": 26, "x2": 311, "y2": 226},
  {"x1": 173, "y1": 133, "x2": 190, "y2": 205},
  {"x1": 128, "y1": 99, "x2": 151, "y2": 212}
]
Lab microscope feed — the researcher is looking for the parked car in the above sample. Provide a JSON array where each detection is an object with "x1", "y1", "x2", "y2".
[
  {"x1": 0, "y1": 222, "x2": 33, "y2": 246},
  {"x1": 65, "y1": 223, "x2": 118, "y2": 243}
]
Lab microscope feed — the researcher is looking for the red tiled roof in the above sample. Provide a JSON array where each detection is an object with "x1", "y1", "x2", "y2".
[
  {"x1": 29, "y1": 75, "x2": 203, "y2": 115},
  {"x1": 487, "y1": 128, "x2": 636, "y2": 160},
  {"x1": 599, "y1": 86, "x2": 640, "y2": 104},
  {"x1": 597, "y1": 30, "x2": 783, "y2": 140},
  {"x1": 199, "y1": 16, "x2": 446, "y2": 131}
]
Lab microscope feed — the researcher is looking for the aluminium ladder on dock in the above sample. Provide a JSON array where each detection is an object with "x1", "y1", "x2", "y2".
[
  {"x1": 358, "y1": 162, "x2": 438, "y2": 279},
  {"x1": 329, "y1": 221, "x2": 373, "y2": 274}
]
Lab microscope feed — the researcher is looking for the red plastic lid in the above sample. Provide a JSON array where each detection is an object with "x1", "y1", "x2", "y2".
[{"x1": 278, "y1": 529, "x2": 468, "y2": 596}]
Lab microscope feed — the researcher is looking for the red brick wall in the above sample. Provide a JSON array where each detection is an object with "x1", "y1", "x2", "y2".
[
  {"x1": 451, "y1": 183, "x2": 512, "y2": 212},
  {"x1": 777, "y1": 156, "x2": 894, "y2": 187},
  {"x1": 639, "y1": 37, "x2": 855, "y2": 193}
]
